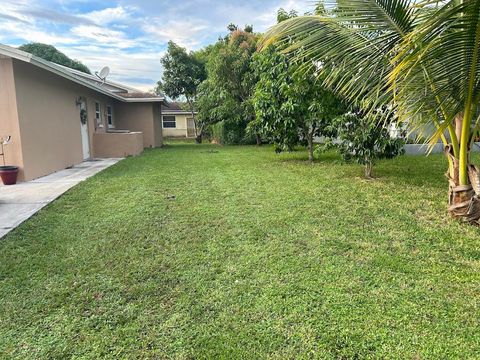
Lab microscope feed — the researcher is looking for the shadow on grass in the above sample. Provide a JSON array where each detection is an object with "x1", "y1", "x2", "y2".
[
  {"x1": 155, "y1": 143, "x2": 448, "y2": 192},
  {"x1": 373, "y1": 154, "x2": 447, "y2": 189},
  {"x1": 274, "y1": 149, "x2": 449, "y2": 191},
  {"x1": 274, "y1": 149, "x2": 342, "y2": 164}
]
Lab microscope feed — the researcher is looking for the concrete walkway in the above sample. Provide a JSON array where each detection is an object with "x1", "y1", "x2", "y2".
[{"x1": 0, "y1": 158, "x2": 120, "y2": 239}]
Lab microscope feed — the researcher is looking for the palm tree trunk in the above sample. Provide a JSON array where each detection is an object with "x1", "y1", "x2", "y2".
[
  {"x1": 445, "y1": 145, "x2": 480, "y2": 224},
  {"x1": 445, "y1": 110, "x2": 480, "y2": 224}
]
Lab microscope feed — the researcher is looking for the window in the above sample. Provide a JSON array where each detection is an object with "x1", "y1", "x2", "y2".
[
  {"x1": 163, "y1": 115, "x2": 176, "y2": 128},
  {"x1": 107, "y1": 105, "x2": 114, "y2": 128},
  {"x1": 95, "y1": 102, "x2": 103, "y2": 128}
]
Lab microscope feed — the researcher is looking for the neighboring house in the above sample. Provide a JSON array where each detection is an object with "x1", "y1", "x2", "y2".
[
  {"x1": 161, "y1": 102, "x2": 196, "y2": 138},
  {"x1": 0, "y1": 44, "x2": 166, "y2": 182}
]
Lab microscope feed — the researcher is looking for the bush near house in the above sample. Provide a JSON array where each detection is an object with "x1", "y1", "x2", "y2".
[{"x1": 209, "y1": 120, "x2": 256, "y2": 145}]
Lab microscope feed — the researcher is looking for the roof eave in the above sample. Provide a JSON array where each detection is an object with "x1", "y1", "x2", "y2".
[
  {"x1": 0, "y1": 44, "x2": 164, "y2": 103},
  {"x1": 162, "y1": 111, "x2": 197, "y2": 114},
  {"x1": 123, "y1": 98, "x2": 165, "y2": 103},
  {"x1": 28, "y1": 57, "x2": 129, "y2": 102}
]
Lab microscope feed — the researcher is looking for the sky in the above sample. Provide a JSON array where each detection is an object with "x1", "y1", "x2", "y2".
[{"x1": 0, "y1": 0, "x2": 313, "y2": 91}]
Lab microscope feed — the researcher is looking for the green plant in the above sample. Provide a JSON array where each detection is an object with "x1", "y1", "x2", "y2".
[
  {"x1": 196, "y1": 26, "x2": 259, "y2": 144},
  {"x1": 262, "y1": 0, "x2": 480, "y2": 224},
  {"x1": 156, "y1": 41, "x2": 206, "y2": 143},
  {"x1": 19, "y1": 43, "x2": 91, "y2": 74},
  {"x1": 209, "y1": 120, "x2": 255, "y2": 145},
  {"x1": 326, "y1": 110, "x2": 405, "y2": 178},
  {"x1": 391, "y1": 0, "x2": 480, "y2": 222},
  {"x1": 253, "y1": 43, "x2": 344, "y2": 161}
]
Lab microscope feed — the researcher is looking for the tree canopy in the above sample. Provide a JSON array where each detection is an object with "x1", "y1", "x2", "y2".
[
  {"x1": 252, "y1": 8, "x2": 346, "y2": 160},
  {"x1": 196, "y1": 26, "x2": 260, "y2": 144},
  {"x1": 156, "y1": 41, "x2": 206, "y2": 142},
  {"x1": 253, "y1": 44, "x2": 344, "y2": 160},
  {"x1": 325, "y1": 110, "x2": 405, "y2": 178},
  {"x1": 18, "y1": 43, "x2": 91, "y2": 74},
  {"x1": 156, "y1": 41, "x2": 206, "y2": 101}
]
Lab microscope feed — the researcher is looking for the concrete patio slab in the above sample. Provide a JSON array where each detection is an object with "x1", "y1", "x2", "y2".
[{"x1": 0, "y1": 158, "x2": 121, "y2": 239}]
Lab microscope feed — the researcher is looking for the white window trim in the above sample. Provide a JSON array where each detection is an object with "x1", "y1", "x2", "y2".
[
  {"x1": 162, "y1": 115, "x2": 176, "y2": 129},
  {"x1": 95, "y1": 101, "x2": 103, "y2": 128},
  {"x1": 107, "y1": 105, "x2": 114, "y2": 129}
]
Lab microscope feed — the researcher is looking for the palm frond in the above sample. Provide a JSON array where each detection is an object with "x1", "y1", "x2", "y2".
[
  {"x1": 262, "y1": 0, "x2": 419, "y2": 118},
  {"x1": 329, "y1": 0, "x2": 416, "y2": 37},
  {"x1": 392, "y1": 0, "x2": 480, "y2": 124},
  {"x1": 262, "y1": 15, "x2": 390, "y2": 112}
]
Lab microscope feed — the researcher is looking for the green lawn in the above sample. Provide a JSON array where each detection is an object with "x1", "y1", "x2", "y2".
[{"x1": 1, "y1": 144, "x2": 479, "y2": 359}]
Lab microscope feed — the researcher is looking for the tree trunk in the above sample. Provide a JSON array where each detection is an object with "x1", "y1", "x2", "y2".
[
  {"x1": 186, "y1": 96, "x2": 200, "y2": 143},
  {"x1": 364, "y1": 162, "x2": 373, "y2": 179},
  {"x1": 445, "y1": 145, "x2": 480, "y2": 224},
  {"x1": 256, "y1": 133, "x2": 262, "y2": 146},
  {"x1": 307, "y1": 128, "x2": 314, "y2": 162}
]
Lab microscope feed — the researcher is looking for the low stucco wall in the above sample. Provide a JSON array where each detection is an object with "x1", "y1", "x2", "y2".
[
  {"x1": 93, "y1": 132, "x2": 143, "y2": 158},
  {"x1": 114, "y1": 103, "x2": 163, "y2": 148}
]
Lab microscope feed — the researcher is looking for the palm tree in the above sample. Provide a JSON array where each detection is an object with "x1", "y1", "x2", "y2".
[{"x1": 263, "y1": 0, "x2": 480, "y2": 224}]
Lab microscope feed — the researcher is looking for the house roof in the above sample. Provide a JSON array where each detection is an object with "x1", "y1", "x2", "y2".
[
  {"x1": 56, "y1": 64, "x2": 143, "y2": 94},
  {"x1": 0, "y1": 43, "x2": 165, "y2": 103},
  {"x1": 119, "y1": 92, "x2": 159, "y2": 99},
  {"x1": 161, "y1": 101, "x2": 197, "y2": 114}
]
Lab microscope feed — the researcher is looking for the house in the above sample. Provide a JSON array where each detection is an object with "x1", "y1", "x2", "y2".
[
  {"x1": 0, "y1": 44, "x2": 166, "y2": 182},
  {"x1": 161, "y1": 102, "x2": 196, "y2": 138}
]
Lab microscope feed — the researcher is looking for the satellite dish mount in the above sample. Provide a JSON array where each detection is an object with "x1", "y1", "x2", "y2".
[{"x1": 95, "y1": 66, "x2": 110, "y2": 86}]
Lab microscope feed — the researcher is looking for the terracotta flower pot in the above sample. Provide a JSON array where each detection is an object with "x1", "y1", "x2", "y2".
[{"x1": 0, "y1": 166, "x2": 19, "y2": 185}]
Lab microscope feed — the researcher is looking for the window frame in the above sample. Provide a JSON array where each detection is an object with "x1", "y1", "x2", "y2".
[
  {"x1": 106, "y1": 104, "x2": 114, "y2": 129},
  {"x1": 94, "y1": 101, "x2": 103, "y2": 128},
  {"x1": 163, "y1": 115, "x2": 176, "y2": 128}
]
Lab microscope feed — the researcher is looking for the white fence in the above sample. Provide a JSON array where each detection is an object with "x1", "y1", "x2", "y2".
[{"x1": 404, "y1": 142, "x2": 480, "y2": 155}]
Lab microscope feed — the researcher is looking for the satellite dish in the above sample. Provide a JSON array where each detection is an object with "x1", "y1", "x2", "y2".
[
  {"x1": 99, "y1": 66, "x2": 110, "y2": 78},
  {"x1": 95, "y1": 66, "x2": 110, "y2": 85}
]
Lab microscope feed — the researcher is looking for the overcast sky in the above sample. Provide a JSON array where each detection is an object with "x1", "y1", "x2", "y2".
[{"x1": 0, "y1": 0, "x2": 313, "y2": 91}]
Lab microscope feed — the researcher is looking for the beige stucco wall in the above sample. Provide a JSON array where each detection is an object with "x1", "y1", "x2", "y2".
[
  {"x1": 162, "y1": 114, "x2": 192, "y2": 137},
  {"x1": 114, "y1": 102, "x2": 163, "y2": 148},
  {"x1": 93, "y1": 132, "x2": 143, "y2": 158},
  {"x1": 0, "y1": 58, "x2": 25, "y2": 180},
  {"x1": 12, "y1": 60, "x2": 118, "y2": 181},
  {"x1": 153, "y1": 103, "x2": 163, "y2": 147},
  {"x1": 3, "y1": 59, "x2": 162, "y2": 182}
]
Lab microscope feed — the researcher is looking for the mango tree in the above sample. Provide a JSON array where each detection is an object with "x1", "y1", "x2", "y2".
[
  {"x1": 253, "y1": 45, "x2": 343, "y2": 161},
  {"x1": 263, "y1": 0, "x2": 480, "y2": 224}
]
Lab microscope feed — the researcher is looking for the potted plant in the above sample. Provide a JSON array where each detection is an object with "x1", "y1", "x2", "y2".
[{"x1": 0, "y1": 136, "x2": 19, "y2": 185}]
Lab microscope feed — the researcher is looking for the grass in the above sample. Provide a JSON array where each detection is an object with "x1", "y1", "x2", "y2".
[{"x1": 1, "y1": 144, "x2": 479, "y2": 359}]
